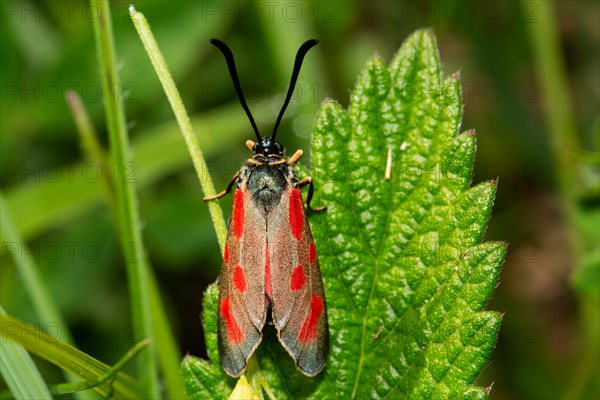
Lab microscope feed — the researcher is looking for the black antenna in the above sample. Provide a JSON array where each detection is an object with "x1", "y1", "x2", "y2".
[
  {"x1": 210, "y1": 39, "x2": 262, "y2": 142},
  {"x1": 271, "y1": 39, "x2": 319, "y2": 141}
]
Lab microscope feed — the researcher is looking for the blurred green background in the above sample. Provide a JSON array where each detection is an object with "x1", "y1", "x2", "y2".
[{"x1": 1, "y1": 1, "x2": 598, "y2": 398}]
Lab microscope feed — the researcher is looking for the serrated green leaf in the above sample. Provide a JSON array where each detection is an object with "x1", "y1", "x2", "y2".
[{"x1": 185, "y1": 29, "x2": 505, "y2": 400}]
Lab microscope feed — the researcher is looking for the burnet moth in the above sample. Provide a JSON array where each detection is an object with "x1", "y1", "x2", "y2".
[{"x1": 204, "y1": 39, "x2": 329, "y2": 377}]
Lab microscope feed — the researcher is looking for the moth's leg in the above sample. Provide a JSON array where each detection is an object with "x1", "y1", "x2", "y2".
[
  {"x1": 245, "y1": 140, "x2": 255, "y2": 152},
  {"x1": 296, "y1": 176, "x2": 327, "y2": 212},
  {"x1": 288, "y1": 149, "x2": 304, "y2": 165},
  {"x1": 203, "y1": 172, "x2": 240, "y2": 201}
]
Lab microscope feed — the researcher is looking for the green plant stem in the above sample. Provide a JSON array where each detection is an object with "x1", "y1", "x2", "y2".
[
  {"x1": 90, "y1": 0, "x2": 158, "y2": 397},
  {"x1": 523, "y1": 0, "x2": 578, "y2": 164},
  {"x1": 65, "y1": 91, "x2": 118, "y2": 222},
  {"x1": 129, "y1": 5, "x2": 227, "y2": 248},
  {"x1": 47, "y1": 339, "x2": 151, "y2": 395},
  {"x1": 128, "y1": 6, "x2": 228, "y2": 396},
  {"x1": 522, "y1": 0, "x2": 580, "y2": 252}
]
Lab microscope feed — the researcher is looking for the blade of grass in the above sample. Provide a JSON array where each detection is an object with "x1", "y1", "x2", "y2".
[
  {"x1": 0, "y1": 195, "x2": 97, "y2": 400},
  {"x1": 522, "y1": 0, "x2": 578, "y2": 177},
  {"x1": 129, "y1": 5, "x2": 227, "y2": 248},
  {"x1": 0, "y1": 307, "x2": 53, "y2": 400},
  {"x1": 65, "y1": 91, "x2": 118, "y2": 222},
  {"x1": 0, "y1": 194, "x2": 61, "y2": 328},
  {"x1": 46, "y1": 339, "x2": 150, "y2": 396},
  {"x1": 0, "y1": 340, "x2": 150, "y2": 399},
  {"x1": 90, "y1": 0, "x2": 158, "y2": 397},
  {"x1": 0, "y1": 311, "x2": 143, "y2": 398},
  {"x1": 522, "y1": 0, "x2": 579, "y2": 239},
  {"x1": 523, "y1": 2, "x2": 599, "y2": 397}
]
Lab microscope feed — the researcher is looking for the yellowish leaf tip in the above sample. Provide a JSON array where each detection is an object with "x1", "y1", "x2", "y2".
[{"x1": 228, "y1": 375, "x2": 259, "y2": 400}]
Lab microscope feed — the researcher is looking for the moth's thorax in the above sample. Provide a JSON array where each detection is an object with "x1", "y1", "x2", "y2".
[{"x1": 239, "y1": 156, "x2": 296, "y2": 212}]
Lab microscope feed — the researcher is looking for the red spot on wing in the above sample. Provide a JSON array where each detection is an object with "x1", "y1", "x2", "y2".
[
  {"x1": 224, "y1": 243, "x2": 229, "y2": 264},
  {"x1": 289, "y1": 189, "x2": 304, "y2": 241},
  {"x1": 298, "y1": 295, "x2": 324, "y2": 342},
  {"x1": 309, "y1": 242, "x2": 316, "y2": 264},
  {"x1": 290, "y1": 264, "x2": 306, "y2": 291},
  {"x1": 220, "y1": 297, "x2": 243, "y2": 343},
  {"x1": 233, "y1": 266, "x2": 247, "y2": 292},
  {"x1": 233, "y1": 189, "x2": 244, "y2": 239},
  {"x1": 265, "y1": 244, "x2": 272, "y2": 298}
]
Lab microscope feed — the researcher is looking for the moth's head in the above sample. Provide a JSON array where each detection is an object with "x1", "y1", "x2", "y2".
[{"x1": 253, "y1": 137, "x2": 284, "y2": 156}]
